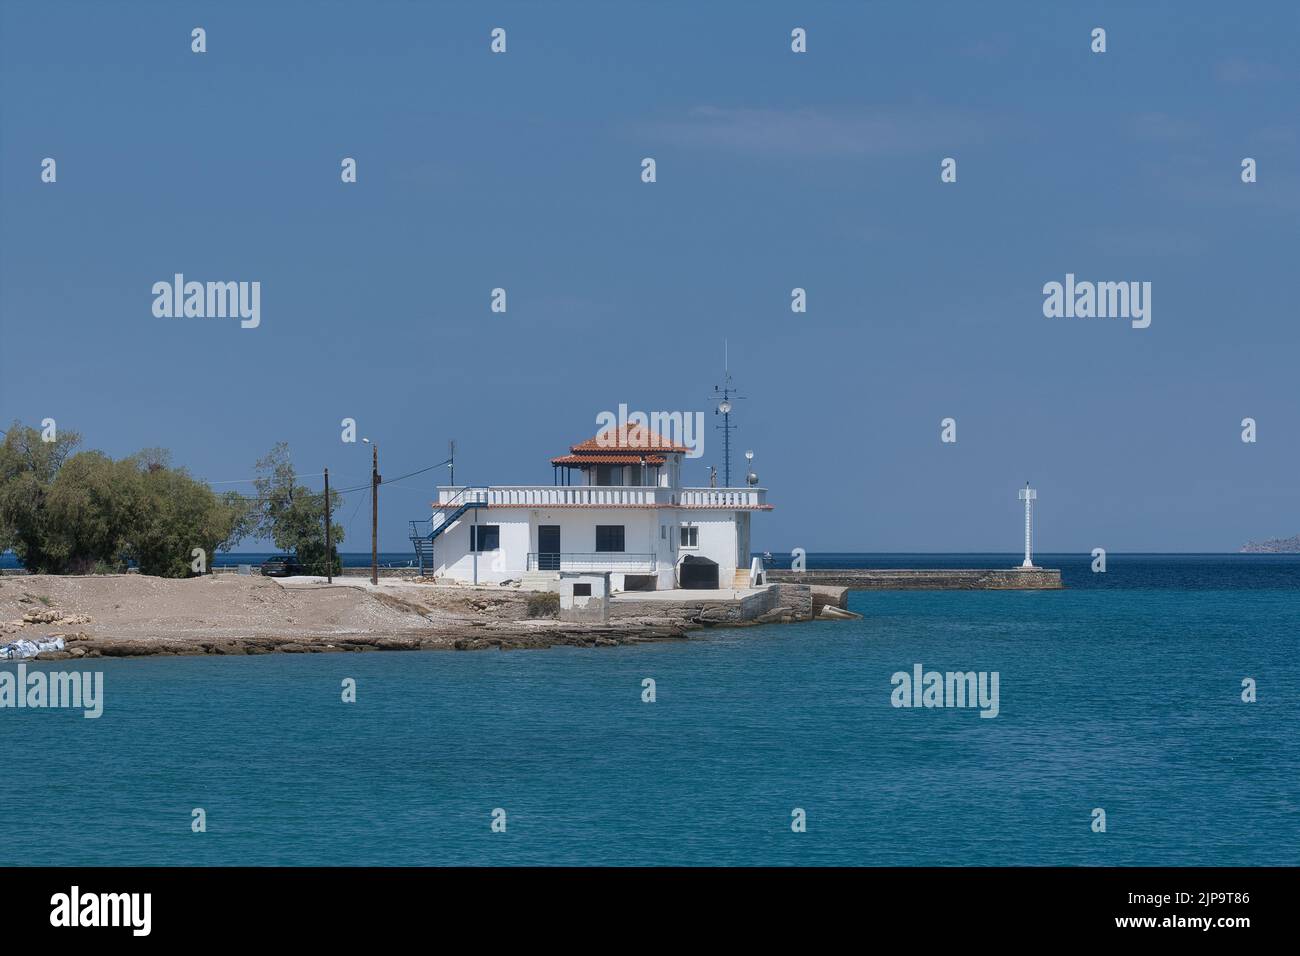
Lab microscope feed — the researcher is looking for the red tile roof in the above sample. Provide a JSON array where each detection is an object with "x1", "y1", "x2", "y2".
[
  {"x1": 550, "y1": 453, "x2": 667, "y2": 466},
  {"x1": 568, "y1": 422, "x2": 692, "y2": 455}
]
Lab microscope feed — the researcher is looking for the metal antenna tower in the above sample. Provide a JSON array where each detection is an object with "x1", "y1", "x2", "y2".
[{"x1": 711, "y1": 341, "x2": 745, "y2": 488}]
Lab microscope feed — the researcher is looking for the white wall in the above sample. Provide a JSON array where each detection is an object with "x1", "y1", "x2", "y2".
[
  {"x1": 431, "y1": 510, "x2": 530, "y2": 584},
  {"x1": 677, "y1": 512, "x2": 741, "y2": 583},
  {"x1": 431, "y1": 505, "x2": 743, "y2": 589}
]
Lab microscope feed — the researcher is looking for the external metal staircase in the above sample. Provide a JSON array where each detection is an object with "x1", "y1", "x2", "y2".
[{"x1": 408, "y1": 488, "x2": 485, "y2": 576}]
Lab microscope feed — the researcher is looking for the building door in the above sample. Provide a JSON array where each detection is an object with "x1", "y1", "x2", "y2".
[{"x1": 538, "y1": 525, "x2": 561, "y2": 570}]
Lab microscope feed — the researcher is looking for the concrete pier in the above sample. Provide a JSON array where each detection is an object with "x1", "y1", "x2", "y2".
[
  {"x1": 766, "y1": 568, "x2": 1063, "y2": 590},
  {"x1": 609, "y1": 582, "x2": 828, "y2": 625}
]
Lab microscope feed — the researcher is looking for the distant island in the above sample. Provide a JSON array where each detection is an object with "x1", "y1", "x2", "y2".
[{"x1": 1240, "y1": 534, "x2": 1300, "y2": 553}]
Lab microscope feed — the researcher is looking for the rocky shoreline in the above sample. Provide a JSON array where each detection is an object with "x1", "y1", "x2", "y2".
[
  {"x1": 0, "y1": 573, "x2": 835, "y2": 660},
  {"x1": 26, "y1": 626, "x2": 693, "y2": 658}
]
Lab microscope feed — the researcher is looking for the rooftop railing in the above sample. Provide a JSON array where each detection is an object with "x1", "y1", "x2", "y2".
[
  {"x1": 436, "y1": 485, "x2": 767, "y2": 508},
  {"x1": 678, "y1": 487, "x2": 767, "y2": 507}
]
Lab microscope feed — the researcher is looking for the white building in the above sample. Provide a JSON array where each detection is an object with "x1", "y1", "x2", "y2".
[{"x1": 410, "y1": 421, "x2": 771, "y2": 591}]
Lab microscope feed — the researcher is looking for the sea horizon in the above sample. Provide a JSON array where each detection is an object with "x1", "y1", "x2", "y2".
[{"x1": 3, "y1": 547, "x2": 1297, "y2": 586}]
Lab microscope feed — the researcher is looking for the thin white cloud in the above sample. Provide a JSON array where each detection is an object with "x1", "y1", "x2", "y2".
[
  {"x1": 1215, "y1": 57, "x2": 1288, "y2": 85},
  {"x1": 1092, "y1": 228, "x2": 1210, "y2": 258},
  {"x1": 962, "y1": 34, "x2": 1015, "y2": 62},
  {"x1": 1254, "y1": 124, "x2": 1298, "y2": 145},
  {"x1": 1130, "y1": 112, "x2": 1202, "y2": 143},
  {"x1": 638, "y1": 104, "x2": 988, "y2": 159}
]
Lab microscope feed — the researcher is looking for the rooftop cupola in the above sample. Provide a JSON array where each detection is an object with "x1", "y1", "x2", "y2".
[{"x1": 550, "y1": 422, "x2": 689, "y2": 489}]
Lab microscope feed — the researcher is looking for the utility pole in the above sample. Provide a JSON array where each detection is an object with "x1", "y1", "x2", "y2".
[
  {"x1": 371, "y1": 442, "x2": 380, "y2": 585},
  {"x1": 448, "y1": 439, "x2": 456, "y2": 487},
  {"x1": 324, "y1": 467, "x2": 332, "y2": 584}
]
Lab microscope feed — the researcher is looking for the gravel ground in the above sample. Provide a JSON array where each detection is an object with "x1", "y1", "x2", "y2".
[{"x1": 0, "y1": 574, "x2": 691, "y2": 657}]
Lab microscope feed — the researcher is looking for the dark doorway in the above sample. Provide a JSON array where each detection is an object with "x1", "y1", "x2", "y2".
[
  {"x1": 679, "y1": 554, "x2": 719, "y2": 589},
  {"x1": 538, "y1": 525, "x2": 561, "y2": 570}
]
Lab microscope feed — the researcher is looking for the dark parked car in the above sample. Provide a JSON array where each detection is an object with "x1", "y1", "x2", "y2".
[{"x1": 260, "y1": 554, "x2": 307, "y2": 577}]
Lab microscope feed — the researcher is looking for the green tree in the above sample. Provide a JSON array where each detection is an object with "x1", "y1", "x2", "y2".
[
  {"x1": 0, "y1": 421, "x2": 84, "y2": 571},
  {"x1": 43, "y1": 451, "x2": 147, "y2": 573},
  {"x1": 1, "y1": 425, "x2": 337, "y2": 578},
  {"x1": 1, "y1": 423, "x2": 251, "y2": 576},
  {"x1": 251, "y1": 442, "x2": 343, "y2": 574},
  {"x1": 129, "y1": 451, "x2": 250, "y2": 577}
]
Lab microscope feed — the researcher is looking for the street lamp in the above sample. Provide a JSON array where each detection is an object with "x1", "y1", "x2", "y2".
[{"x1": 362, "y1": 438, "x2": 380, "y2": 585}]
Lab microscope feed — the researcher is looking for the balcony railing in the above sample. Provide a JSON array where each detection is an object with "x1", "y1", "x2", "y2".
[
  {"x1": 526, "y1": 552, "x2": 657, "y2": 572},
  {"x1": 437, "y1": 486, "x2": 767, "y2": 508},
  {"x1": 679, "y1": 487, "x2": 767, "y2": 507}
]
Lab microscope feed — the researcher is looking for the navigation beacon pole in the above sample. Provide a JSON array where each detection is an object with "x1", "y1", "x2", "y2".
[{"x1": 1018, "y1": 483, "x2": 1037, "y2": 569}]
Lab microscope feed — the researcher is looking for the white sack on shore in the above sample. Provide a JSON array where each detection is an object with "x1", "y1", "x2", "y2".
[{"x1": 0, "y1": 636, "x2": 66, "y2": 660}]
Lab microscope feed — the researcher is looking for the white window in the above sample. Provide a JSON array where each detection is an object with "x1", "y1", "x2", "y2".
[
  {"x1": 660, "y1": 525, "x2": 667, "y2": 540},
  {"x1": 680, "y1": 525, "x2": 699, "y2": 548}
]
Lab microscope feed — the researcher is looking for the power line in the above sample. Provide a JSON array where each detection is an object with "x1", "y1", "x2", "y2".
[
  {"x1": 213, "y1": 457, "x2": 454, "y2": 502},
  {"x1": 344, "y1": 485, "x2": 365, "y2": 539},
  {"x1": 4, "y1": 429, "x2": 452, "y2": 505},
  {"x1": 207, "y1": 473, "x2": 325, "y2": 484},
  {"x1": 381, "y1": 459, "x2": 453, "y2": 486}
]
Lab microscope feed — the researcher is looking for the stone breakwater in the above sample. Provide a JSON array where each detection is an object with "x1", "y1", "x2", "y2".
[{"x1": 766, "y1": 568, "x2": 1064, "y2": 590}]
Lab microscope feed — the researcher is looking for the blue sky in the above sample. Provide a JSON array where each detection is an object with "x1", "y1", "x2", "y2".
[{"x1": 2, "y1": 1, "x2": 1297, "y2": 553}]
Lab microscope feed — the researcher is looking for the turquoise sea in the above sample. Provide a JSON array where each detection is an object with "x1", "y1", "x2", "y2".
[{"x1": 2, "y1": 554, "x2": 1297, "y2": 866}]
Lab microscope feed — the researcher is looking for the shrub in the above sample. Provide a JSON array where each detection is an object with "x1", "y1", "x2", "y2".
[{"x1": 526, "y1": 591, "x2": 559, "y2": 618}]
